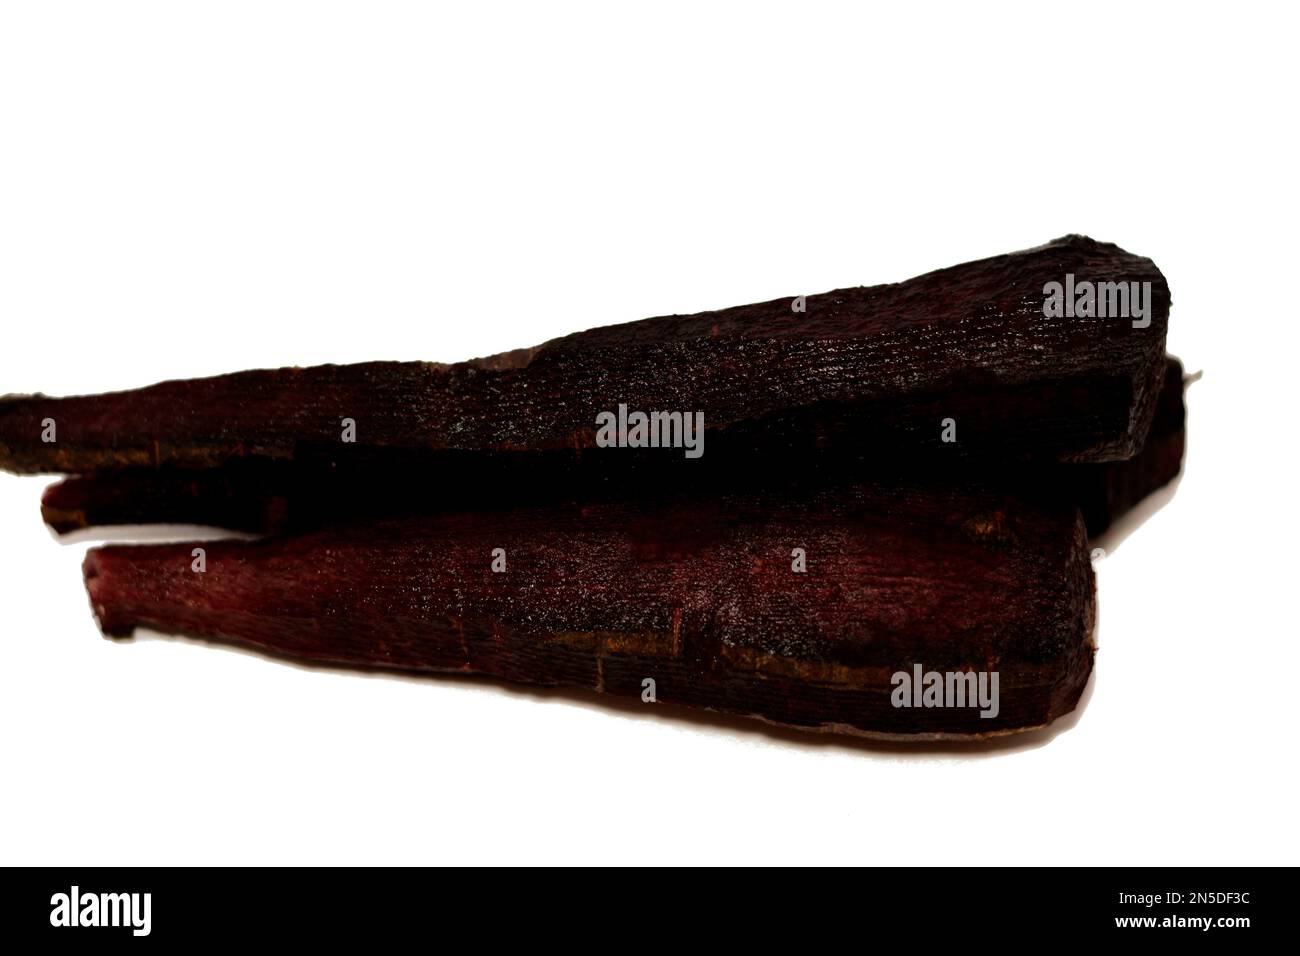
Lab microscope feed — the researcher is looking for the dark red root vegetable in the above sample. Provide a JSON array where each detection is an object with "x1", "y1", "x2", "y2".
[
  {"x1": 83, "y1": 484, "x2": 1095, "y2": 739},
  {"x1": 1068, "y1": 356, "x2": 1187, "y2": 536},
  {"x1": 40, "y1": 357, "x2": 1188, "y2": 538},
  {"x1": 42, "y1": 463, "x2": 292, "y2": 535},
  {"x1": 3, "y1": 235, "x2": 1168, "y2": 477}
]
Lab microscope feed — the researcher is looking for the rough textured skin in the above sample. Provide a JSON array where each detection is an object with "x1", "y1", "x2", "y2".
[
  {"x1": 40, "y1": 357, "x2": 1187, "y2": 538},
  {"x1": 2, "y1": 236, "x2": 1169, "y2": 475},
  {"x1": 83, "y1": 484, "x2": 1096, "y2": 739}
]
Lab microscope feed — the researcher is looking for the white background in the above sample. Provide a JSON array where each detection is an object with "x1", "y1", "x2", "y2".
[{"x1": 1, "y1": 2, "x2": 1296, "y2": 866}]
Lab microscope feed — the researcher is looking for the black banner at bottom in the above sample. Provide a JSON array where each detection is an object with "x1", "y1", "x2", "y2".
[{"x1": 2, "y1": 866, "x2": 1283, "y2": 946}]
